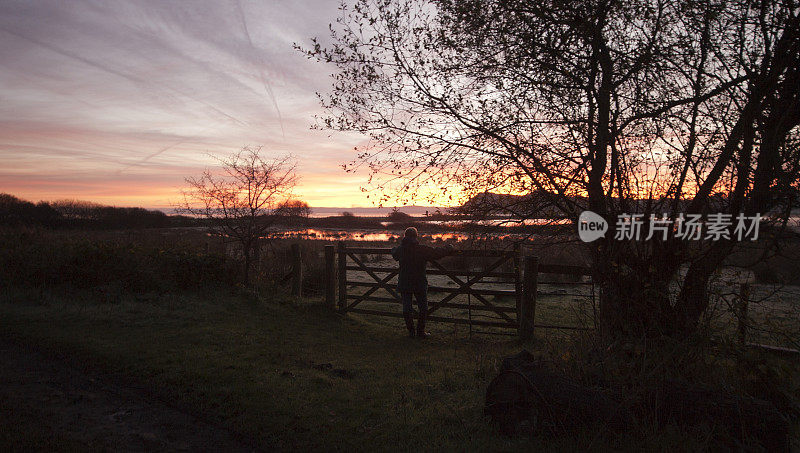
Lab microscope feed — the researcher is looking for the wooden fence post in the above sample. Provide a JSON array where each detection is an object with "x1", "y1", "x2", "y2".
[
  {"x1": 738, "y1": 282, "x2": 750, "y2": 347},
  {"x1": 338, "y1": 241, "x2": 347, "y2": 311},
  {"x1": 520, "y1": 255, "x2": 539, "y2": 340},
  {"x1": 290, "y1": 243, "x2": 302, "y2": 296},
  {"x1": 324, "y1": 245, "x2": 336, "y2": 309}
]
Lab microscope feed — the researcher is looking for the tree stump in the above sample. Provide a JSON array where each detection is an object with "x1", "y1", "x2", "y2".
[{"x1": 484, "y1": 350, "x2": 630, "y2": 436}]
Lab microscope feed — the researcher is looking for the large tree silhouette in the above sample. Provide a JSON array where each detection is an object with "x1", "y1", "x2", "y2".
[{"x1": 304, "y1": 0, "x2": 800, "y2": 336}]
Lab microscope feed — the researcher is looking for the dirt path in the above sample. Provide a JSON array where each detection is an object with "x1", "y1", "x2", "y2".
[{"x1": 0, "y1": 339, "x2": 259, "y2": 452}]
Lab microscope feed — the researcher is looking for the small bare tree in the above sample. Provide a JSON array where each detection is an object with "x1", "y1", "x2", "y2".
[{"x1": 178, "y1": 146, "x2": 299, "y2": 284}]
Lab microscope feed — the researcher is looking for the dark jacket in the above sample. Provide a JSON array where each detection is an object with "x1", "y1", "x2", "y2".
[{"x1": 391, "y1": 237, "x2": 452, "y2": 292}]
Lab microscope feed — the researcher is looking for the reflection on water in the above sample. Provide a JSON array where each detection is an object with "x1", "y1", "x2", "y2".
[
  {"x1": 267, "y1": 229, "x2": 398, "y2": 242},
  {"x1": 264, "y1": 228, "x2": 533, "y2": 242},
  {"x1": 261, "y1": 218, "x2": 575, "y2": 242},
  {"x1": 376, "y1": 218, "x2": 570, "y2": 228},
  {"x1": 262, "y1": 216, "x2": 800, "y2": 242},
  {"x1": 426, "y1": 218, "x2": 571, "y2": 227},
  {"x1": 266, "y1": 228, "x2": 463, "y2": 242}
]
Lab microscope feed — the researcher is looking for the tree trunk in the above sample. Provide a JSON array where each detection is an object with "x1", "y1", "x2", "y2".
[
  {"x1": 594, "y1": 246, "x2": 677, "y2": 338},
  {"x1": 598, "y1": 276, "x2": 675, "y2": 337},
  {"x1": 673, "y1": 241, "x2": 734, "y2": 333},
  {"x1": 242, "y1": 243, "x2": 252, "y2": 285}
]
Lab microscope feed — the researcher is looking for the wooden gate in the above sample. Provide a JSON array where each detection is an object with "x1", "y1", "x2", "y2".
[{"x1": 322, "y1": 242, "x2": 594, "y2": 338}]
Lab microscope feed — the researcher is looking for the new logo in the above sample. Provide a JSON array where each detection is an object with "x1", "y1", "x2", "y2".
[{"x1": 578, "y1": 210, "x2": 608, "y2": 242}]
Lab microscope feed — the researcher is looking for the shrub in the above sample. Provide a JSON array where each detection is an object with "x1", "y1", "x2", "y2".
[{"x1": 0, "y1": 227, "x2": 236, "y2": 294}]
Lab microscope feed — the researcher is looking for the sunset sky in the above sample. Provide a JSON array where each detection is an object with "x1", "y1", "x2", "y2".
[{"x1": 0, "y1": 0, "x2": 422, "y2": 210}]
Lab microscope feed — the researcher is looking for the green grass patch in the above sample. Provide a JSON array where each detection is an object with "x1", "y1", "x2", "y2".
[{"x1": 0, "y1": 287, "x2": 725, "y2": 451}]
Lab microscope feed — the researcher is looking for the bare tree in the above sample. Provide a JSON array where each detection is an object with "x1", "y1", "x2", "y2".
[
  {"x1": 51, "y1": 199, "x2": 104, "y2": 221},
  {"x1": 178, "y1": 147, "x2": 300, "y2": 284},
  {"x1": 302, "y1": 0, "x2": 800, "y2": 336}
]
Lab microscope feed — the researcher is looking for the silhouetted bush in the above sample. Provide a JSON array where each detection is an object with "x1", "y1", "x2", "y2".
[
  {"x1": 51, "y1": 199, "x2": 170, "y2": 229},
  {"x1": 0, "y1": 193, "x2": 62, "y2": 227},
  {"x1": 387, "y1": 210, "x2": 414, "y2": 222},
  {"x1": 0, "y1": 194, "x2": 192, "y2": 230},
  {"x1": 0, "y1": 228, "x2": 236, "y2": 293}
]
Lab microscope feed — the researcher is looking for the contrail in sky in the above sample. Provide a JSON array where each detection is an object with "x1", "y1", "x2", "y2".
[
  {"x1": 235, "y1": 0, "x2": 286, "y2": 139},
  {"x1": 0, "y1": 27, "x2": 248, "y2": 127},
  {"x1": 115, "y1": 140, "x2": 187, "y2": 175}
]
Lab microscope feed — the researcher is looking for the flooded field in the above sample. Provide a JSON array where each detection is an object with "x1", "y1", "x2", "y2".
[
  {"x1": 267, "y1": 228, "x2": 463, "y2": 242},
  {"x1": 264, "y1": 227, "x2": 546, "y2": 242}
]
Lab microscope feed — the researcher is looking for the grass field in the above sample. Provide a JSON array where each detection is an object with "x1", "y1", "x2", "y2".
[
  {"x1": 1, "y1": 228, "x2": 798, "y2": 451},
  {"x1": 0, "y1": 286, "x2": 731, "y2": 452}
]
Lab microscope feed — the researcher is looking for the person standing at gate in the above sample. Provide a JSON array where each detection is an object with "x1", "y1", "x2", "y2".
[{"x1": 391, "y1": 227, "x2": 454, "y2": 338}]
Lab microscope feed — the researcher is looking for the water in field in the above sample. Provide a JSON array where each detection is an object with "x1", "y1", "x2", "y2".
[{"x1": 264, "y1": 228, "x2": 533, "y2": 242}]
